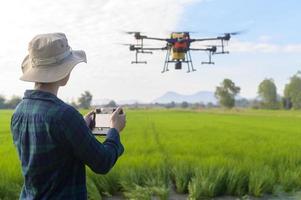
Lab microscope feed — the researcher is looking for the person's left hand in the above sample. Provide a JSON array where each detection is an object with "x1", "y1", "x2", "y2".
[{"x1": 84, "y1": 110, "x2": 95, "y2": 129}]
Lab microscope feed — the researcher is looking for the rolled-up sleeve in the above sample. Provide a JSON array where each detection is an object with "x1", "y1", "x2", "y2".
[{"x1": 58, "y1": 107, "x2": 124, "y2": 174}]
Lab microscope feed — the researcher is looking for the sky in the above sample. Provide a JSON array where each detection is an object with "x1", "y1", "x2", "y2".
[{"x1": 0, "y1": 0, "x2": 300, "y2": 103}]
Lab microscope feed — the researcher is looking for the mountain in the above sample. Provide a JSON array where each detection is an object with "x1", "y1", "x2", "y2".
[{"x1": 153, "y1": 91, "x2": 217, "y2": 104}]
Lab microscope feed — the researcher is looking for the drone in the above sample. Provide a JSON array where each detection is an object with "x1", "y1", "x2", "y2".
[{"x1": 124, "y1": 31, "x2": 241, "y2": 73}]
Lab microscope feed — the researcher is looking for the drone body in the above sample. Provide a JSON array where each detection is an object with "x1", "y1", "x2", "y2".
[
  {"x1": 125, "y1": 31, "x2": 240, "y2": 73},
  {"x1": 170, "y1": 32, "x2": 190, "y2": 60}
]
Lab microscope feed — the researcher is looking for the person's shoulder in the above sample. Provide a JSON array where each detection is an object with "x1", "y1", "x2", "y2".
[
  {"x1": 11, "y1": 99, "x2": 26, "y2": 121},
  {"x1": 56, "y1": 102, "x2": 81, "y2": 119},
  {"x1": 57, "y1": 104, "x2": 88, "y2": 127},
  {"x1": 13, "y1": 99, "x2": 25, "y2": 113}
]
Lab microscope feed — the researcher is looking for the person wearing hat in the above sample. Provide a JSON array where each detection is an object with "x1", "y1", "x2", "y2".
[{"x1": 11, "y1": 33, "x2": 125, "y2": 199}]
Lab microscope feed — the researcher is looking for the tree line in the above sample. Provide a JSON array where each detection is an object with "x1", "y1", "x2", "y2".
[
  {"x1": 215, "y1": 72, "x2": 301, "y2": 109},
  {"x1": 1, "y1": 72, "x2": 301, "y2": 110},
  {"x1": 0, "y1": 96, "x2": 22, "y2": 109},
  {"x1": 0, "y1": 91, "x2": 95, "y2": 109},
  {"x1": 70, "y1": 91, "x2": 117, "y2": 109}
]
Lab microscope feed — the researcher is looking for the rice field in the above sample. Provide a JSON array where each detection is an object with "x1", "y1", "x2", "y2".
[{"x1": 1, "y1": 109, "x2": 301, "y2": 199}]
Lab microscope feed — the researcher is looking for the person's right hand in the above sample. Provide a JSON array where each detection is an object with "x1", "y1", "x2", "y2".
[{"x1": 110, "y1": 107, "x2": 126, "y2": 133}]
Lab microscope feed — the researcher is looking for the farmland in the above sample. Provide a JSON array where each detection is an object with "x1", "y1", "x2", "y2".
[{"x1": 1, "y1": 109, "x2": 301, "y2": 199}]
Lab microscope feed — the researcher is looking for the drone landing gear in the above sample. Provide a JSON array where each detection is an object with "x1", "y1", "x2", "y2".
[
  {"x1": 185, "y1": 51, "x2": 196, "y2": 73},
  {"x1": 131, "y1": 61, "x2": 147, "y2": 64},
  {"x1": 161, "y1": 49, "x2": 171, "y2": 73},
  {"x1": 201, "y1": 51, "x2": 215, "y2": 65},
  {"x1": 162, "y1": 50, "x2": 196, "y2": 73},
  {"x1": 131, "y1": 49, "x2": 150, "y2": 64}
]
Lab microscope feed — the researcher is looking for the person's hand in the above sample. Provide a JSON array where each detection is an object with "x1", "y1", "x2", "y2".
[
  {"x1": 84, "y1": 110, "x2": 95, "y2": 129},
  {"x1": 110, "y1": 107, "x2": 126, "y2": 133}
]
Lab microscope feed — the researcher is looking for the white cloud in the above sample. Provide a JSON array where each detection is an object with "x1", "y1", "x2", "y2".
[
  {"x1": 0, "y1": 0, "x2": 202, "y2": 102},
  {"x1": 229, "y1": 39, "x2": 301, "y2": 53},
  {"x1": 283, "y1": 44, "x2": 301, "y2": 53},
  {"x1": 258, "y1": 35, "x2": 273, "y2": 43}
]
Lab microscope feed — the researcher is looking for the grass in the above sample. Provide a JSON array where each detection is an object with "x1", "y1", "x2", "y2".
[{"x1": 1, "y1": 108, "x2": 301, "y2": 199}]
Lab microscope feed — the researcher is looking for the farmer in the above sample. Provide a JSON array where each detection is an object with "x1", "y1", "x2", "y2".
[{"x1": 11, "y1": 33, "x2": 125, "y2": 199}]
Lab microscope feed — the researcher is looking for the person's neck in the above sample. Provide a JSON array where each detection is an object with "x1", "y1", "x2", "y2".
[{"x1": 34, "y1": 83, "x2": 59, "y2": 96}]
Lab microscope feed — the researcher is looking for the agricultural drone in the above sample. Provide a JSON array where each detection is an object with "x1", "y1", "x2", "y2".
[{"x1": 124, "y1": 31, "x2": 242, "y2": 73}]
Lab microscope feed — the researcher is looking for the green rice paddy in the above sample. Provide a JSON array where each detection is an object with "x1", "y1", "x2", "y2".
[{"x1": 1, "y1": 109, "x2": 301, "y2": 199}]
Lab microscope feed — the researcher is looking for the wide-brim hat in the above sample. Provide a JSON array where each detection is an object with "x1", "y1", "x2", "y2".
[{"x1": 20, "y1": 33, "x2": 87, "y2": 83}]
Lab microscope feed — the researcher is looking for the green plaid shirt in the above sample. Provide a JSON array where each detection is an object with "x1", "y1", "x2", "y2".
[{"x1": 11, "y1": 90, "x2": 124, "y2": 200}]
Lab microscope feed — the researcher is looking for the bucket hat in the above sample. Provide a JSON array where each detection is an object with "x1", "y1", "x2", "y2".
[{"x1": 20, "y1": 33, "x2": 87, "y2": 83}]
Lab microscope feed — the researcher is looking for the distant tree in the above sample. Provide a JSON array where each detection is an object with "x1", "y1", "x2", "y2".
[
  {"x1": 235, "y1": 98, "x2": 250, "y2": 108},
  {"x1": 181, "y1": 101, "x2": 189, "y2": 108},
  {"x1": 258, "y1": 79, "x2": 278, "y2": 109},
  {"x1": 166, "y1": 101, "x2": 176, "y2": 109},
  {"x1": 106, "y1": 100, "x2": 117, "y2": 107},
  {"x1": 133, "y1": 102, "x2": 139, "y2": 109},
  {"x1": 284, "y1": 72, "x2": 301, "y2": 109},
  {"x1": 206, "y1": 102, "x2": 215, "y2": 108},
  {"x1": 250, "y1": 99, "x2": 261, "y2": 109},
  {"x1": 192, "y1": 102, "x2": 205, "y2": 109},
  {"x1": 78, "y1": 91, "x2": 93, "y2": 109},
  {"x1": 6, "y1": 96, "x2": 22, "y2": 109},
  {"x1": 199, "y1": 102, "x2": 206, "y2": 108},
  {"x1": 0, "y1": 95, "x2": 6, "y2": 109},
  {"x1": 282, "y1": 97, "x2": 292, "y2": 110},
  {"x1": 70, "y1": 100, "x2": 79, "y2": 109},
  {"x1": 215, "y1": 79, "x2": 240, "y2": 109}
]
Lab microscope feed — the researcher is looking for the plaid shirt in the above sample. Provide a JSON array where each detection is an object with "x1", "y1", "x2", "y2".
[{"x1": 11, "y1": 90, "x2": 124, "y2": 200}]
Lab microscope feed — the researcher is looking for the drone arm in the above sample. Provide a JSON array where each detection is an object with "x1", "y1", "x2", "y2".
[
  {"x1": 144, "y1": 37, "x2": 169, "y2": 41},
  {"x1": 189, "y1": 48, "x2": 209, "y2": 51},
  {"x1": 140, "y1": 47, "x2": 168, "y2": 51},
  {"x1": 214, "y1": 51, "x2": 229, "y2": 54},
  {"x1": 190, "y1": 37, "x2": 222, "y2": 42},
  {"x1": 129, "y1": 46, "x2": 164, "y2": 52},
  {"x1": 191, "y1": 34, "x2": 231, "y2": 42}
]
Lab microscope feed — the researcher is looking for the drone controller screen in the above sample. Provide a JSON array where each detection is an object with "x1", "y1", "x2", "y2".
[
  {"x1": 95, "y1": 112, "x2": 111, "y2": 128},
  {"x1": 92, "y1": 108, "x2": 113, "y2": 136},
  {"x1": 92, "y1": 108, "x2": 123, "y2": 136}
]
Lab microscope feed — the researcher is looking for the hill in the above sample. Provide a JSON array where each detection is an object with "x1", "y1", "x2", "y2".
[{"x1": 152, "y1": 91, "x2": 217, "y2": 104}]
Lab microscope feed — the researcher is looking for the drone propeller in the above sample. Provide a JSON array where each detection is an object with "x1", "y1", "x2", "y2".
[
  {"x1": 223, "y1": 30, "x2": 246, "y2": 37},
  {"x1": 124, "y1": 31, "x2": 141, "y2": 35},
  {"x1": 121, "y1": 31, "x2": 143, "y2": 38},
  {"x1": 115, "y1": 43, "x2": 137, "y2": 50},
  {"x1": 120, "y1": 43, "x2": 135, "y2": 46},
  {"x1": 209, "y1": 46, "x2": 217, "y2": 52},
  {"x1": 220, "y1": 30, "x2": 246, "y2": 40},
  {"x1": 203, "y1": 44, "x2": 223, "y2": 47},
  {"x1": 228, "y1": 32, "x2": 240, "y2": 36},
  {"x1": 119, "y1": 43, "x2": 151, "y2": 47},
  {"x1": 227, "y1": 30, "x2": 245, "y2": 35},
  {"x1": 126, "y1": 32, "x2": 145, "y2": 40}
]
